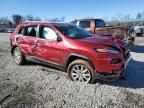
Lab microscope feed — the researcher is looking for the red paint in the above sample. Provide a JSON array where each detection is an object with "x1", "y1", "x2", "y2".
[{"x1": 10, "y1": 21, "x2": 130, "y2": 75}]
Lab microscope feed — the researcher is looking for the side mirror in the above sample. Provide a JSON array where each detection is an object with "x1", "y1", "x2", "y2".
[{"x1": 57, "y1": 36, "x2": 62, "y2": 42}]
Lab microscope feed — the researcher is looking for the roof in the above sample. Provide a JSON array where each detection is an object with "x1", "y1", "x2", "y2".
[
  {"x1": 22, "y1": 21, "x2": 67, "y2": 25},
  {"x1": 22, "y1": 21, "x2": 50, "y2": 24}
]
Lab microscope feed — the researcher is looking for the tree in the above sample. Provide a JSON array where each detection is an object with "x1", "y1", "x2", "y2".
[
  {"x1": 0, "y1": 17, "x2": 9, "y2": 29},
  {"x1": 48, "y1": 18, "x2": 61, "y2": 22},
  {"x1": 25, "y1": 15, "x2": 41, "y2": 21},
  {"x1": 8, "y1": 20, "x2": 13, "y2": 30},
  {"x1": 12, "y1": 14, "x2": 23, "y2": 25},
  {"x1": 60, "y1": 17, "x2": 66, "y2": 22},
  {"x1": 48, "y1": 17, "x2": 66, "y2": 22},
  {"x1": 116, "y1": 13, "x2": 123, "y2": 20},
  {"x1": 0, "y1": 17, "x2": 9, "y2": 25},
  {"x1": 136, "y1": 13, "x2": 142, "y2": 19},
  {"x1": 34, "y1": 17, "x2": 41, "y2": 21},
  {"x1": 142, "y1": 12, "x2": 144, "y2": 18},
  {"x1": 124, "y1": 14, "x2": 131, "y2": 20},
  {"x1": 26, "y1": 15, "x2": 34, "y2": 21}
]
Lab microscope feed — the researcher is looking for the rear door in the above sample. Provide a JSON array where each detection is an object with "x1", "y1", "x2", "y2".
[
  {"x1": 33, "y1": 25, "x2": 64, "y2": 65},
  {"x1": 17, "y1": 25, "x2": 38, "y2": 56}
]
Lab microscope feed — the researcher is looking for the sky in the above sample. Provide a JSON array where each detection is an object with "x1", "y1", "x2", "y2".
[{"x1": 0, "y1": 0, "x2": 144, "y2": 21}]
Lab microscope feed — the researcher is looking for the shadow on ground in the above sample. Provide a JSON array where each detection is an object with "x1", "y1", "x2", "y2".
[
  {"x1": 101, "y1": 59, "x2": 144, "y2": 89},
  {"x1": 25, "y1": 61, "x2": 62, "y2": 72},
  {"x1": 0, "y1": 82, "x2": 44, "y2": 108},
  {"x1": 130, "y1": 45, "x2": 144, "y2": 53},
  {"x1": 27, "y1": 58, "x2": 144, "y2": 89},
  {"x1": 16, "y1": 44, "x2": 144, "y2": 89}
]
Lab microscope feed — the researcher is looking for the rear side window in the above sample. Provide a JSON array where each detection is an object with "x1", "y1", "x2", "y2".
[
  {"x1": 79, "y1": 21, "x2": 90, "y2": 28},
  {"x1": 18, "y1": 27, "x2": 25, "y2": 35},
  {"x1": 96, "y1": 19, "x2": 105, "y2": 27},
  {"x1": 24, "y1": 25, "x2": 37, "y2": 37}
]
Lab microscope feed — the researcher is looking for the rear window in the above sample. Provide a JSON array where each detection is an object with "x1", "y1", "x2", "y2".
[
  {"x1": 79, "y1": 21, "x2": 90, "y2": 28},
  {"x1": 96, "y1": 19, "x2": 105, "y2": 27}
]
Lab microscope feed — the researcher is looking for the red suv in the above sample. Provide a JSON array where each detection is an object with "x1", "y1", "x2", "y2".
[{"x1": 10, "y1": 21, "x2": 130, "y2": 83}]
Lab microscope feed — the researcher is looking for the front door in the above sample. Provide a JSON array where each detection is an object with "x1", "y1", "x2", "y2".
[{"x1": 34, "y1": 25, "x2": 64, "y2": 65}]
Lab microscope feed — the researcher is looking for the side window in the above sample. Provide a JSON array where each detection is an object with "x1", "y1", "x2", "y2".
[
  {"x1": 96, "y1": 19, "x2": 105, "y2": 28},
  {"x1": 79, "y1": 21, "x2": 90, "y2": 28},
  {"x1": 18, "y1": 27, "x2": 25, "y2": 35},
  {"x1": 40, "y1": 26, "x2": 57, "y2": 39},
  {"x1": 24, "y1": 25, "x2": 37, "y2": 37}
]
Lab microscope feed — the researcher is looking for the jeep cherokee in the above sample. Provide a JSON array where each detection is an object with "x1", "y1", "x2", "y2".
[{"x1": 10, "y1": 21, "x2": 130, "y2": 83}]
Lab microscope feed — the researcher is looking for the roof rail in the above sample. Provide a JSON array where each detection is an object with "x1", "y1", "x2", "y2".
[{"x1": 22, "y1": 21, "x2": 49, "y2": 24}]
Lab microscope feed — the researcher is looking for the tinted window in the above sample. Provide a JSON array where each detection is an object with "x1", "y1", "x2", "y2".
[
  {"x1": 18, "y1": 27, "x2": 25, "y2": 35},
  {"x1": 53, "y1": 23, "x2": 93, "y2": 39},
  {"x1": 79, "y1": 21, "x2": 90, "y2": 28},
  {"x1": 24, "y1": 25, "x2": 37, "y2": 37},
  {"x1": 39, "y1": 26, "x2": 57, "y2": 39},
  {"x1": 96, "y1": 19, "x2": 105, "y2": 27}
]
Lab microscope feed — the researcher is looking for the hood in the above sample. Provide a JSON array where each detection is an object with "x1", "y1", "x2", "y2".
[{"x1": 77, "y1": 35, "x2": 120, "y2": 48}]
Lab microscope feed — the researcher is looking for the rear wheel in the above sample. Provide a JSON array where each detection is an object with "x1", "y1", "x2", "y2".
[
  {"x1": 13, "y1": 47, "x2": 26, "y2": 65},
  {"x1": 67, "y1": 59, "x2": 95, "y2": 83}
]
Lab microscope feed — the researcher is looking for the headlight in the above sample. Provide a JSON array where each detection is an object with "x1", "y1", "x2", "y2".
[{"x1": 95, "y1": 48, "x2": 119, "y2": 54}]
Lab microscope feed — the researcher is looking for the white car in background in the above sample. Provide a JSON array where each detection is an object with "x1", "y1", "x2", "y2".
[{"x1": 134, "y1": 26, "x2": 144, "y2": 36}]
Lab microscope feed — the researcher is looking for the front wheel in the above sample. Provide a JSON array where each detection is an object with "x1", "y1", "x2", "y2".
[
  {"x1": 67, "y1": 59, "x2": 95, "y2": 83},
  {"x1": 13, "y1": 47, "x2": 26, "y2": 65}
]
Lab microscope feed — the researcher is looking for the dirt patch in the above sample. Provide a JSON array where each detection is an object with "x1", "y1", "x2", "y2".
[
  {"x1": 0, "y1": 48, "x2": 8, "y2": 53},
  {"x1": 2, "y1": 92, "x2": 43, "y2": 108},
  {"x1": 121, "y1": 89, "x2": 144, "y2": 108},
  {"x1": 0, "y1": 82, "x2": 44, "y2": 108}
]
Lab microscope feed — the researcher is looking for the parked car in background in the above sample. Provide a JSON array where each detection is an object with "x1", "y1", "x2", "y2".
[
  {"x1": 0, "y1": 28, "x2": 14, "y2": 33},
  {"x1": 10, "y1": 21, "x2": 130, "y2": 83},
  {"x1": 0, "y1": 28, "x2": 6, "y2": 32},
  {"x1": 109, "y1": 26, "x2": 135, "y2": 45},
  {"x1": 134, "y1": 26, "x2": 144, "y2": 37},
  {"x1": 71, "y1": 19, "x2": 128, "y2": 38},
  {"x1": 72, "y1": 19, "x2": 106, "y2": 35}
]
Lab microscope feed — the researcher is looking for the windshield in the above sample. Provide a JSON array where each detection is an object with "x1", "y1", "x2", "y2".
[{"x1": 53, "y1": 23, "x2": 93, "y2": 39}]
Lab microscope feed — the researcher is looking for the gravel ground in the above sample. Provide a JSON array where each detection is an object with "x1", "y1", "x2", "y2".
[{"x1": 0, "y1": 33, "x2": 144, "y2": 108}]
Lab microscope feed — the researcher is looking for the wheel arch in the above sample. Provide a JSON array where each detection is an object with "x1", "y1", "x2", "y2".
[
  {"x1": 64, "y1": 53, "x2": 95, "y2": 72},
  {"x1": 11, "y1": 45, "x2": 18, "y2": 56}
]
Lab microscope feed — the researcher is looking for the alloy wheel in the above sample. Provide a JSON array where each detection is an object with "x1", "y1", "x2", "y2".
[{"x1": 71, "y1": 65, "x2": 91, "y2": 83}]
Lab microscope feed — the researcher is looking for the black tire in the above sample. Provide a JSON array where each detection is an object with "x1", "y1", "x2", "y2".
[
  {"x1": 67, "y1": 59, "x2": 95, "y2": 83},
  {"x1": 13, "y1": 47, "x2": 26, "y2": 65}
]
